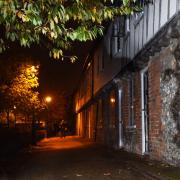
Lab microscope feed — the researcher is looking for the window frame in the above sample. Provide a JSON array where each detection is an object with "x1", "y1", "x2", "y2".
[{"x1": 128, "y1": 76, "x2": 135, "y2": 127}]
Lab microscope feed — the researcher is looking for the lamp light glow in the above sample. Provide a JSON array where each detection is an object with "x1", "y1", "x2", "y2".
[
  {"x1": 110, "y1": 98, "x2": 115, "y2": 103},
  {"x1": 45, "y1": 96, "x2": 52, "y2": 103}
]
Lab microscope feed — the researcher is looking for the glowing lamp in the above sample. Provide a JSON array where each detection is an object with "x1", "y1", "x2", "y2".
[
  {"x1": 45, "y1": 96, "x2": 52, "y2": 103},
  {"x1": 110, "y1": 98, "x2": 115, "y2": 103}
]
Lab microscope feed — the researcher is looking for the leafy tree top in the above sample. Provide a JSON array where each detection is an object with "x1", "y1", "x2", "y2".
[
  {"x1": 0, "y1": 0, "x2": 143, "y2": 61},
  {"x1": 0, "y1": 57, "x2": 44, "y2": 113},
  {"x1": 9, "y1": 62, "x2": 44, "y2": 112}
]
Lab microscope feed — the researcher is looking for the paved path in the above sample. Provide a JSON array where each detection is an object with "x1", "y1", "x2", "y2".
[{"x1": 0, "y1": 136, "x2": 180, "y2": 180}]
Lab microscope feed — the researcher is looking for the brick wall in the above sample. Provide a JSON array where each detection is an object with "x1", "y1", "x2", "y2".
[
  {"x1": 75, "y1": 46, "x2": 180, "y2": 165},
  {"x1": 120, "y1": 54, "x2": 164, "y2": 158},
  {"x1": 148, "y1": 55, "x2": 163, "y2": 160},
  {"x1": 121, "y1": 74, "x2": 142, "y2": 154},
  {"x1": 122, "y1": 80, "x2": 129, "y2": 128},
  {"x1": 134, "y1": 72, "x2": 143, "y2": 154},
  {"x1": 109, "y1": 89, "x2": 118, "y2": 148}
]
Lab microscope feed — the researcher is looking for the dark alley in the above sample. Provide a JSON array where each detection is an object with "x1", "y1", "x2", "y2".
[
  {"x1": 0, "y1": 1, "x2": 180, "y2": 179},
  {"x1": 0, "y1": 136, "x2": 180, "y2": 180}
]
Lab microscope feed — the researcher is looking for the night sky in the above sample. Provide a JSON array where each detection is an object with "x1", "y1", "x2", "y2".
[
  {"x1": 39, "y1": 55, "x2": 84, "y2": 95},
  {"x1": 38, "y1": 41, "x2": 93, "y2": 96},
  {"x1": 0, "y1": 41, "x2": 93, "y2": 98}
]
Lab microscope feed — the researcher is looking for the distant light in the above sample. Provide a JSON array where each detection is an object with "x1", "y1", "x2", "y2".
[
  {"x1": 40, "y1": 121, "x2": 45, "y2": 127},
  {"x1": 110, "y1": 98, "x2": 115, "y2": 103},
  {"x1": 13, "y1": 105, "x2": 16, "y2": 109},
  {"x1": 87, "y1": 62, "x2": 91, "y2": 67},
  {"x1": 45, "y1": 96, "x2": 52, "y2": 103}
]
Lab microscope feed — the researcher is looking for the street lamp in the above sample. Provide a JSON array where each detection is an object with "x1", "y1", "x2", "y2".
[
  {"x1": 45, "y1": 96, "x2": 52, "y2": 103},
  {"x1": 45, "y1": 96, "x2": 52, "y2": 137},
  {"x1": 13, "y1": 105, "x2": 16, "y2": 127}
]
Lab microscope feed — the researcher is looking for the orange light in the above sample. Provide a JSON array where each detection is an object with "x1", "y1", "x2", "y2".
[
  {"x1": 41, "y1": 121, "x2": 45, "y2": 127},
  {"x1": 110, "y1": 98, "x2": 115, "y2": 103},
  {"x1": 45, "y1": 96, "x2": 52, "y2": 103}
]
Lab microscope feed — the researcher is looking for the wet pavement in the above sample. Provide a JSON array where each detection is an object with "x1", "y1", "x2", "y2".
[{"x1": 0, "y1": 136, "x2": 180, "y2": 180}]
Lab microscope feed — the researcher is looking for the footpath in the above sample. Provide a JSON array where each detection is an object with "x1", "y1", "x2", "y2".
[
  {"x1": 110, "y1": 147, "x2": 180, "y2": 180},
  {"x1": 0, "y1": 136, "x2": 179, "y2": 180}
]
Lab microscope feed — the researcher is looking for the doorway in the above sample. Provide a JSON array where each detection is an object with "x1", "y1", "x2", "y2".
[{"x1": 141, "y1": 68, "x2": 149, "y2": 154}]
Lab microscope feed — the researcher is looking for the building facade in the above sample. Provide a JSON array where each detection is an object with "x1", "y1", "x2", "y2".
[{"x1": 74, "y1": 0, "x2": 180, "y2": 166}]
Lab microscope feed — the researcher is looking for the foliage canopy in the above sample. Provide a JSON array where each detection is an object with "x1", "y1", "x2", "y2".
[
  {"x1": 9, "y1": 64, "x2": 42, "y2": 111},
  {"x1": 0, "y1": 0, "x2": 143, "y2": 61},
  {"x1": 0, "y1": 58, "x2": 44, "y2": 115}
]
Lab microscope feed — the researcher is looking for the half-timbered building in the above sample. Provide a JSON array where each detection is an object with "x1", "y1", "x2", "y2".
[{"x1": 74, "y1": 0, "x2": 180, "y2": 166}]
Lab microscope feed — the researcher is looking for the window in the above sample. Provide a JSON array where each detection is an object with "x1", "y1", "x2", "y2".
[
  {"x1": 111, "y1": 15, "x2": 131, "y2": 57},
  {"x1": 129, "y1": 76, "x2": 135, "y2": 126},
  {"x1": 111, "y1": 17, "x2": 125, "y2": 55}
]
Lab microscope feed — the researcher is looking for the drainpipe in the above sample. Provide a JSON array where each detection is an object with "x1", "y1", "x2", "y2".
[{"x1": 113, "y1": 78, "x2": 123, "y2": 148}]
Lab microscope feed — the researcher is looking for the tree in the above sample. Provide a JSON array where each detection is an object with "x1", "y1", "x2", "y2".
[
  {"x1": 0, "y1": 57, "x2": 44, "y2": 126},
  {"x1": 7, "y1": 60, "x2": 45, "y2": 143},
  {"x1": 0, "y1": 0, "x2": 144, "y2": 61},
  {"x1": 0, "y1": 58, "x2": 20, "y2": 126},
  {"x1": 9, "y1": 64, "x2": 41, "y2": 111}
]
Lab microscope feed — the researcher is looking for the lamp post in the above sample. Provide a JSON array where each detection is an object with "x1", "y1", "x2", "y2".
[
  {"x1": 13, "y1": 105, "x2": 16, "y2": 128},
  {"x1": 45, "y1": 96, "x2": 52, "y2": 137}
]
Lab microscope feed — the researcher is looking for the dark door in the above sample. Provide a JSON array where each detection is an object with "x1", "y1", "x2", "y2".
[{"x1": 143, "y1": 70, "x2": 149, "y2": 153}]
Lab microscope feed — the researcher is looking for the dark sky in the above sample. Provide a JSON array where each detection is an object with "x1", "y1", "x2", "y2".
[
  {"x1": 39, "y1": 56, "x2": 84, "y2": 95},
  {"x1": 35, "y1": 41, "x2": 93, "y2": 96},
  {"x1": 0, "y1": 40, "x2": 94, "y2": 98}
]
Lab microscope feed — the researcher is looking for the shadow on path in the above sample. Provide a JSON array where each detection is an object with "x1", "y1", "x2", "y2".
[{"x1": 0, "y1": 136, "x2": 179, "y2": 180}]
